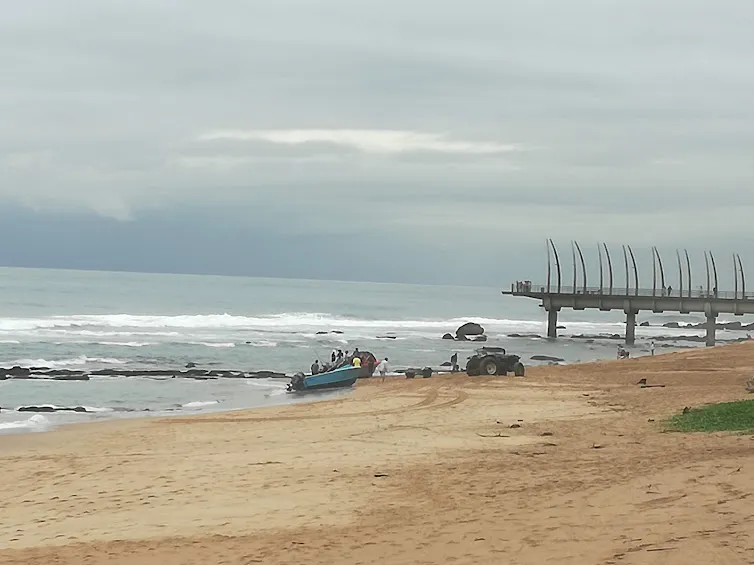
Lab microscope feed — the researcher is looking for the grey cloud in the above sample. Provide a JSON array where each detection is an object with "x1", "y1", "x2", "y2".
[{"x1": 2, "y1": 0, "x2": 754, "y2": 282}]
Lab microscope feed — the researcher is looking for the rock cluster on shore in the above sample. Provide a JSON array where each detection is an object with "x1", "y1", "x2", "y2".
[{"x1": 0, "y1": 366, "x2": 287, "y2": 381}]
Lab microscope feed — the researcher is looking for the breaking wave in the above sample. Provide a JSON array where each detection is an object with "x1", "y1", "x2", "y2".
[
  {"x1": 0, "y1": 312, "x2": 720, "y2": 342},
  {"x1": 6, "y1": 356, "x2": 127, "y2": 368},
  {"x1": 0, "y1": 414, "x2": 53, "y2": 433},
  {"x1": 181, "y1": 400, "x2": 220, "y2": 408}
]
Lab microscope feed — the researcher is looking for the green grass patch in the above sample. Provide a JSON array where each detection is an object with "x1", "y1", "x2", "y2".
[{"x1": 666, "y1": 400, "x2": 754, "y2": 433}]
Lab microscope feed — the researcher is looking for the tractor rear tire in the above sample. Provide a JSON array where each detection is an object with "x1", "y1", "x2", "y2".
[
  {"x1": 513, "y1": 362, "x2": 525, "y2": 377},
  {"x1": 480, "y1": 358, "x2": 499, "y2": 376}
]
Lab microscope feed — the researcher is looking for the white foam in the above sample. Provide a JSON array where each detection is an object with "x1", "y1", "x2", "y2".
[
  {"x1": 182, "y1": 400, "x2": 220, "y2": 408},
  {"x1": 0, "y1": 414, "x2": 52, "y2": 433},
  {"x1": 246, "y1": 378, "x2": 288, "y2": 390},
  {"x1": 6, "y1": 356, "x2": 126, "y2": 368},
  {"x1": 94, "y1": 341, "x2": 152, "y2": 347},
  {"x1": 0, "y1": 312, "x2": 721, "y2": 343},
  {"x1": 0, "y1": 312, "x2": 561, "y2": 332},
  {"x1": 247, "y1": 340, "x2": 278, "y2": 347},
  {"x1": 82, "y1": 406, "x2": 113, "y2": 413}
]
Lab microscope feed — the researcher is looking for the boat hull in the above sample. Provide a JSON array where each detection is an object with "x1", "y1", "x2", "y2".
[{"x1": 287, "y1": 365, "x2": 361, "y2": 393}]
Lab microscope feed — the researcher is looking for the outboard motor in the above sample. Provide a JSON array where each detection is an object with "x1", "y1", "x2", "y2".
[{"x1": 288, "y1": 372, "x2": 306, "y2": 391}]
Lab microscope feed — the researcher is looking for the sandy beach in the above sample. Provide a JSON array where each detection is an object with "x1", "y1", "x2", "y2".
[{"x1": 2, "y1": 343, "x2": 754, "y2": 564}]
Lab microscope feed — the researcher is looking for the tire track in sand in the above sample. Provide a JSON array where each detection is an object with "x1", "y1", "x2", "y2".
[{"x1": 159, "y1": 386, "x2": 468, "y2": 425}]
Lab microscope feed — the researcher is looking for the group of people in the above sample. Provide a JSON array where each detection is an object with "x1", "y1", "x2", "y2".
[{"x1": 310, "y1": 348, "x2": 390, "y2": 377}]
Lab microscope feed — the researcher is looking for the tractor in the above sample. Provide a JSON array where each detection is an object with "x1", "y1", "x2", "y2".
[{"x1": 465, "y1": 347, "x2": 525, "y2": 377}]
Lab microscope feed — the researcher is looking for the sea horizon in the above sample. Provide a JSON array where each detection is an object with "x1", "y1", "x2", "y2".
[{"x1": 0, "y1": 265, "x2": 504, "y2": 291}]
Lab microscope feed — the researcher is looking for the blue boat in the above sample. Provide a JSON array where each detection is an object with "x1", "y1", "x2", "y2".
[{"x1": 286, "y1": 364, "x2": 361, "y2": 393}]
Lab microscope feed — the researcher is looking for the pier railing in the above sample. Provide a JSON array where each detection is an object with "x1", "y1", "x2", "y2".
[{"x1": 507, "y1": 283, "x2": 754, "y2": 301}]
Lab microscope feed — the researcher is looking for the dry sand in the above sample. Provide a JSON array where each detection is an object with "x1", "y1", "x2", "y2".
[{"x1": 2, "y1": 342, "x2": 754, "y2": 564}]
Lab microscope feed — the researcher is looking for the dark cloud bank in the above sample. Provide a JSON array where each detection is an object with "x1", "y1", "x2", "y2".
[{"x1": 2, "y1": 1, "x2": 754, "y2": 286}]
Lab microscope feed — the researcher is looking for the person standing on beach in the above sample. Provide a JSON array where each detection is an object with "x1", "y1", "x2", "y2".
[
  {"x1": 378, "y1": 357, "x2": 389, "y2": 379},
  {"x1": 310, "y1": 360, "x2": 320, "y2": 375},
  {"x1": 650, "y1": 341, "x2": 655, "y2": 356},
  {"x1": 450, "y1": 352, "x2": 458, "y2": 372}
]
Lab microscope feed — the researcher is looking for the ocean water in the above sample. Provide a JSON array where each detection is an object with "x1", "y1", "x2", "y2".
[{"x1": 1, "y1": 267, "x2": 751, "y2": 434}]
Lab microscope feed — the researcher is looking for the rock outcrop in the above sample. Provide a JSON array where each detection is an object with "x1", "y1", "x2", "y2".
[
  {"x1": 0, "y1": 367, "x2": 288, "y2": 380},
  {"x1": 531, "y1": 355, "x2": 565, "y2": 362},
  {"x1": 456, "y1": 322, "x2": 484, "y2": 339}
]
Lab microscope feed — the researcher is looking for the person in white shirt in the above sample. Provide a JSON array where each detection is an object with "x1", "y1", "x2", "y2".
[
  {"x1": 378, "y1": 357, "x2": 389, "y2": 379},
  {"x1": 650, "y1": 341, "x2": 655, "y2": 356}
]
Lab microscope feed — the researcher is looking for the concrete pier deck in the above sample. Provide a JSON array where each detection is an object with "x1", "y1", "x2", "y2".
[{"x1": 503, "y1": 283, "x2": 754, "y2": 346}]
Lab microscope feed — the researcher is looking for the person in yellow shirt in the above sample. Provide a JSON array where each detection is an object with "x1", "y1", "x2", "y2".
[{"x1": 352, "y1": 355, "x2": 362, "y2": 368}]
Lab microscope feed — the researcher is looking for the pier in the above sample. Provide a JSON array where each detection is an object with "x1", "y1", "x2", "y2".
[{"x1": 503, "y1": 240, "x2": 753, "y2": 346}]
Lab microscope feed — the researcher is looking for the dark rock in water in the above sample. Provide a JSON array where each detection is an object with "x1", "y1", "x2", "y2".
[
  {"x1": 531, "y1": 355, "x2": 565, "y2": 362},
  {"x1": 471, "y1": 335, "x2": 488, "y2": 342},
  {"x1": 640, "y1": 321, "x2": 650, "y2": 327},
  {"x1": 316, "y1": 331, "x2": 328, "y2": 335},
  {"x1": 440, "y1": 361, "x2": 452, "y2": 367},
  {"x1": 0, "y1": 366, "x2": 291, "y2": 381},
  {"x1": 17, "y1": 405, "x2": 88, "y2": 413},
  {"x1": 507, "y1": 333, "x2": 543, "y2": 339},
  {"x1": 186, "y1": 362, "x2": 197, "y2": 368},
  {"x1": 442, "y1": 333, "x2": 455, "y2": 340},
  {"x1": 456, "y1": 322, "x2": 484, "y2": 338},
  {"x1": 53, "y1": 374, "x2": 90, "y2": 381},
  {"x1": 331, "y1": 330, "x2": 344, "y2": 334},
  {"x1": 556, "y1": 325, "x2": 566, "y2": 330},
  {"x1": 250, "y1": 370, "x2": 286, "y2": 379},
  {"x1": 376, "y1": 335, "x2": 397, "y2": 340},
  {"x1": 663, "y1": 322, "x2": 681, "y2": 329}
]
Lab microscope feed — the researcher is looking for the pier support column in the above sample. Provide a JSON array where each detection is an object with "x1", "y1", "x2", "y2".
[
  {"x1": 625, "y1": 311, "x2": 637, "y2": 346},
  {"x1": 705, "y1": 314, "x2": 717, "y2": 347},
  {"x1": 547, "y1": 308, "x2": 559, "y2": 338}
]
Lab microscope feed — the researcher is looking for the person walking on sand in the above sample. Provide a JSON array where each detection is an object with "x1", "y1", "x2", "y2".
[{"x1": 378, "y1": 357, "x2": 389, "y2": 380}]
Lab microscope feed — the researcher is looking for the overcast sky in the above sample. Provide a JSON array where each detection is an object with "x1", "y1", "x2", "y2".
[{"x1": 2, "y1": 0, "x2": 754, "y2": 286}]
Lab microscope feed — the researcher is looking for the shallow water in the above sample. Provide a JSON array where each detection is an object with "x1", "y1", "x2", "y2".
[{"x1": 1, "y1": 267, "x2": 751, "y2": 433}]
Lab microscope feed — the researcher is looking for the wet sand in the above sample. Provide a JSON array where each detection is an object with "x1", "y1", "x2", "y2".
[{"x1": 2, "y1": 343, "x2": 754, "y2": 564}]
